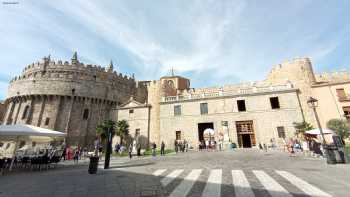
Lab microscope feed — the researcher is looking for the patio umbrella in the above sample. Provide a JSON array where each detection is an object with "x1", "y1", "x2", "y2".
[
  {"x1": 305, "y1": 128, "x2": 334, "y2": 135},
  {"x1": 0, "y1": 124, "x2": 66, "y2": 171},
  {"x1": 203, "y1": 128, "x2": 215, "y2": 135}
]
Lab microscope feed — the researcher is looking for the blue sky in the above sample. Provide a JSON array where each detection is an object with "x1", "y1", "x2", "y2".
[{"x1": 0, "y1": 0, "x2": 350, "y2": 100}]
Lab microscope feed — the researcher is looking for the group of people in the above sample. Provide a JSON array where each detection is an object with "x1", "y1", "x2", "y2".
[
  {"x1": 198, "y1": 139, "x2": 224, "y2": 151},
  {"x1": 174, "y1": 140, "x2": 188, "y2": 153},
  {"x1": 61, "y1": 146, "x2": 88, "y2": 163}
]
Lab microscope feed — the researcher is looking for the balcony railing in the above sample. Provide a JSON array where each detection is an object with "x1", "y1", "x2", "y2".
[{"x1": 162, "y1": 84, "x2": 293, "y2": 102}]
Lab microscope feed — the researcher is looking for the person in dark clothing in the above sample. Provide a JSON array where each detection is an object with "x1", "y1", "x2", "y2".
[
  {"x1": 62, "y1": 147, "x2": 67, "y2": 161},
  {"x1": 160, "y1": 141, "x2": 165, "y2": 156},
  {"x1": 152, "y1": 143, "x2": 157, "y2": 156},
  {"x1": 128, "y1": 144, "x2": 133, "y2": 159},
  {"x1": 137, "y1": 143, "x2": 141, "y2": 156},
  {"x1": 174, "y1": 140, "x2": 178, "y2": 153}
]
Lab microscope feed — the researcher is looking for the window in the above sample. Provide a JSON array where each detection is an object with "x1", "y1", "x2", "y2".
[
  {"x1": 83, "y1": 109, "x2": 89, "y2": 120},
  {"x1": 135, "y1": 129, "x2": 140, "y2": 136},
  {"x1": 277, "y1": 126, "x2": 286, "y2": 138},
  {"x1": 200, "y1": 103, "x2": 208, "y2": 114},
  {"x1": 237, "y1": 100, "x2": 246, "y2": 112},
  {"x1": 336, "y1": 88, "x2": 346, "y2": 99},
  {"x1": 174, "y1": 105, "x2": 181, "y2": 116},
  {"x1": 343, "y1": 106, "x2": 350, "y2": 120},
  {"x1": 32, "y1": 142, "x2": 36, "y2": 147},
  {"x1": 270, "y1": 97, "x2": 280, "y2": 109},
  {"x1": 129, "y1": 109, "x2": 134, "y2": 114},
  {"x1": 22, "y1": 105, "x2": 29, "y2": 119},
  {"x1": 44, "y1": 117, "x2": 50, "y2": 126},
  {"x1": 176, "y1": 131, "x2": 181, "y2": 140}
]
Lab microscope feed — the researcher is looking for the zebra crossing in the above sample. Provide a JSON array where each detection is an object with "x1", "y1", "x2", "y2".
[{"x1": 152, "y1": 168, "x2": 332, "y2": 197}]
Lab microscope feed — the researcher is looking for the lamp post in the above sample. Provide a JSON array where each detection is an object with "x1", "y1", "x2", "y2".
[
  {"x1": 307, "y1": 97, "x2": 335, "y2": 164},
  {"x1": 307, "y1": 97, "x2": 326, "y2": 145}
]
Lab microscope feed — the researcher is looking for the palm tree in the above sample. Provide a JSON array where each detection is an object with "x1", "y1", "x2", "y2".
[
  {"x1": 96, "y1": 120, "x2": 116, "y2": 169},
  {"x1": 293, "y1": 121, "x2": 314, "y2": 139},
  {"x1": 96, "y1": 120, "x2": 116, "y2": 149},
  {"x1": 116, "y1": 120, "x2": 129, "y2": 145}
]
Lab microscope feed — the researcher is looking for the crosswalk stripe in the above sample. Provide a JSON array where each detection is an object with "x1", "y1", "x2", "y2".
[
  {"x1": 168, "y1": 169, "x2": 203, "y2": 197},
  {"x1": 202, "y1": 169, "x2": 222, "y2": 197},
  {"x1": 253, "y1": 170, "x2": 292, "y2": 197},
  {"x1": 153, "y1": 169, "x2": 167, "y2": 176},
  {"x1": 276, "y1": 171, "x2": 332, "y2": 197},
  {"x1": 232, "y1": 170, "x2": 255, "y2": 197},
  {"x1": 161, "y1": 169, "x2": 184, "y2": 186}
]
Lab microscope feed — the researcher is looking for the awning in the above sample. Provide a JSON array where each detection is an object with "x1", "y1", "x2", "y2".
[
  {"x1": 0, "y1": 124, "x2": 66, "y2": 137},
  {"x1": 305, "y1": 128, "x2": 334, "y2": 135}
]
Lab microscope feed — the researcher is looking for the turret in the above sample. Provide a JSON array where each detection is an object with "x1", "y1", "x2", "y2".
[
  {"x1": 71, "y1": 51, "x2": 78, "y2": 65},
  {"x1": 106, "y1": 60, "x2": 113, "y2": 72}
]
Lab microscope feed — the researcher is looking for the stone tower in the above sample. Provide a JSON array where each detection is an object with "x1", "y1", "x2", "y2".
[
  {"x1": 265, "y1": 57, "x2": 317, "y2": 125},
  {"x1": 3, "y1": 53, "x2": 143, "y2": 147}
]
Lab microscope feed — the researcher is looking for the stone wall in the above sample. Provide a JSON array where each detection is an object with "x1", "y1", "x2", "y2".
[
  {"x1": 0, "y1": 102, "x2": 5, "y2": 124},
  {"x1": 2, "y1": 54, "x2": 146, "y2": 147},
  {"x1": 159, "y1": 90, "x2": 303, "y2": 149}
]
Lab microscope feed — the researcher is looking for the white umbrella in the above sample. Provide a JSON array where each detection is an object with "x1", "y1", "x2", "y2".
[
  {"x1": 203, "y1": 128, "x2": 215, "y2": 135},
  {"x1": 305, "y1": 128, "x2": 334, "y2": 135},
  {"x1": 0, "y1": 124, "x2": 66, "y2": 137},
  {"x1": 0, "y1": 124, "x2": 66, "y2": 171}
]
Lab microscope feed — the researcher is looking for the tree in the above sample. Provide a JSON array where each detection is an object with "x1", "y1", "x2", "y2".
[
  {"x1": 96, "y1": 120, "x2": 116, "y2": 169},
  {"x1": 116, "y1": 120, "x2": 129, "y2": 145},
  {"x1": 96, "y1": 120, "x2": 116, "y2": 146},
  {"x1": 293, "y1": 121, "x2": 314, "y2": 137},
  {"x1": 327, "y1": 119, "x2": 350, "y2": 140}
]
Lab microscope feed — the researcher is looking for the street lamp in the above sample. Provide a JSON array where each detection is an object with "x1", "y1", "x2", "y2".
[
  {"x1": 307, "y1": 97, "x2": 335, "y2": 164},
  {"x1": 307, "y1": 97, "x2": 326, "y2": 144}
]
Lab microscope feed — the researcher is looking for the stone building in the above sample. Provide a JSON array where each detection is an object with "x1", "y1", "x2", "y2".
[
  {"x1": 0, "y1": 101, "x2": 5, "y2": 124},
  {"x1": 116, "y1": 57, "x2": 350, "y2": 149},
  {"x1": 2, "y1": 53, "x2": 146, "y2": 147},
  {"x1": 2, "y1": 54, "x2": 350, "y2": 149}
]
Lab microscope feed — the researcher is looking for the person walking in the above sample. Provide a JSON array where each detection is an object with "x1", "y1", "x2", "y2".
[
  {"x1": 175, "y1": 140, "x2": 178, "y2": 154},
  {"x1": 128, "y1": 144, "x2": 133, "y2": 159},
  {"x1": 263, "y1": 143, "x2": 268, "y2": 152},
  {"x1": 152, "y1": 142, "x2": 157, "y2": 157},
  {"x1": 73, "y1": 149, "x2": 79, "y2": 164},
  {"x1": 161, "y1": 141, "x2": 165, "y2": 156}
]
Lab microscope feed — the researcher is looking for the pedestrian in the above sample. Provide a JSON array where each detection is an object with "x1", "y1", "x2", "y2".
[
  {"x1": 161, "y1": 141, "x2": 165, "y2": 156},
  {"x1": 174, "y1": 140, "x2": 178, "y2": 153},
  {"x1": 128, "y1": 144, "x2": 133, "y2": 159},
  {"x1": 62, "y1": 146, "x2": 67, "y2": 161},
  {"x1": 115, "y1": 143, "x2": 120, "y2": 153},
  {"x1": 259, "y1": 143, "x2": 263, "y2": 150},
  {"x1": 73, "y1": 149, "x2": 79, "y2": 164},
  {"x1": 263, "y1": 143, "x2": 267, "y2": 152},
  {"x1": 205, "y1": 139, "x2": 209, "y2": 150},
  {"x1": 185, "y1": 141, "x2": 188, "y2": 152},
  {"x1": 137, "y1": 143, "x2": 141, "y2": 156},
  {"x1": 152, "y1": 142, "x2": 157, "y2": 156}
]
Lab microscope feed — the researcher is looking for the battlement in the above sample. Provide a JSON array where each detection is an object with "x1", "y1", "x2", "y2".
[
  {"x1": 315, "y1": 70, "x2": 350, "y2": 84},
  {"x1": 270, "y1": 57, "x2": 312, "y2": 72},
  {"x1": 12, "y1": 53, "x2": 135, "y2": 85}
]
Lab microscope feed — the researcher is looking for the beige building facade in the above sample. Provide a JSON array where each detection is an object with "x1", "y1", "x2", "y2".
[{"x1": 3, "y1": 55, "x2": 350, "y2": 149}]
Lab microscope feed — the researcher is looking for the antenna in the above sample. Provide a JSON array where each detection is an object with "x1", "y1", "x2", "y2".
[{"x1": 171, "y1": 67, "x2": 174, "y2": 76}]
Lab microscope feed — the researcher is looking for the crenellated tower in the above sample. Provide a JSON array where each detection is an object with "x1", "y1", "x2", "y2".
[{"x1": 3, "y1": 52, "x2": 146, "y2": 146}]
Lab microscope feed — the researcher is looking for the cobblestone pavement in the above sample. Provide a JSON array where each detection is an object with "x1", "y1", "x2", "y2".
[{"x1": 1, "y1": 149, "x2": 350, "y2": 197}]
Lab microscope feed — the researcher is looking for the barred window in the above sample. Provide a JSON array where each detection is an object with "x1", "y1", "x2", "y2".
[
  {"x1": 277, "y1": 126, "x2": 285, "y2": 138},
  {"x1": 174, "y1": 105, "x2": 181, "y2": 116},
  {"x1": 200, "y1": 103, "x2": 208, "y2": 115}
]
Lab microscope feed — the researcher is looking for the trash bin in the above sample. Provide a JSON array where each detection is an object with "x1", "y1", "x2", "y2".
[
  {"x1": 88, "y1": 156, "x2": 99, "y2": 174},
  {"x1": 324, "y1": 145, "x2": 336, "y2": 165}
]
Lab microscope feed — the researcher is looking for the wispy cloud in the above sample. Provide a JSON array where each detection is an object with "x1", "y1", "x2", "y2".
[{"x1": 0, "y1": 0, "x2": 350, "y2": 99}]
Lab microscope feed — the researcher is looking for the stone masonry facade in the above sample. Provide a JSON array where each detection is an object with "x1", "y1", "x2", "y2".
[{"x1": 3, "y1": 54, "x2": 350, "y2": 149}]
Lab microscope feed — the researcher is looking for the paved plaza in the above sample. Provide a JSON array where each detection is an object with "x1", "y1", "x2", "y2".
[{"x1": 1, "y1": 150, "x2": 350, "y2": 197}]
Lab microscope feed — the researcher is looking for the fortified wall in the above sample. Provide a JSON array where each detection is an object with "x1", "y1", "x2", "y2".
[{"x1": 3, "y1": 53, "x2": 146, "y2": 146}]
